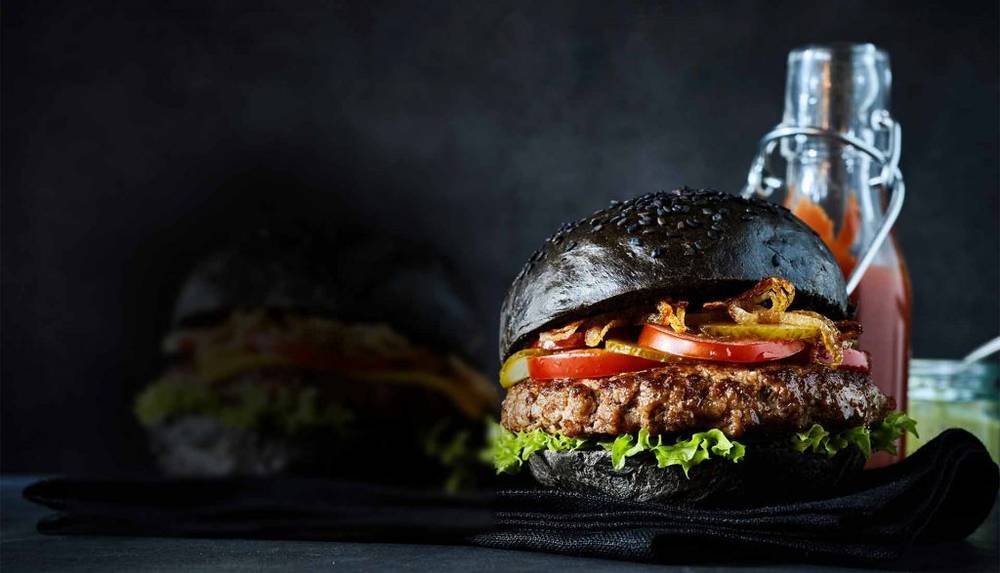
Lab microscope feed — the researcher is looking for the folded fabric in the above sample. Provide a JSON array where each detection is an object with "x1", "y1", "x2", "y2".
[
  {"x1": 24, "y1": 477, "x2": 496, "y2": 544},
  {"x1": 25, "y1": 429, "x2": 998, "y2": 565}
]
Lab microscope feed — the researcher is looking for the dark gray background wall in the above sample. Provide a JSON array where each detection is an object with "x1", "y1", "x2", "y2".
[{"x1": 3, "y1": 0, "x2": 998, "y2": 473}]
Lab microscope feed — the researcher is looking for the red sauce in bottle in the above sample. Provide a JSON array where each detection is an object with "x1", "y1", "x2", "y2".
[
  {"x1": 853, "y1": 238, "x2": 912, "y2": 467},
  {"x1": 791, "y1": 196, "x2": 912, "y2": 466}
]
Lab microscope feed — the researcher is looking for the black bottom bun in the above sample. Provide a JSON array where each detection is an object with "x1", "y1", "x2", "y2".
[
  {"x1": 147, "y1": 415, "x2": 492, "y2": 488},
  {"x1": 147, "y1": 416, "x2": 307, "y2": 477},
  {"x1": 527, "y1": 443, "x2": 865, "y2": 506}
]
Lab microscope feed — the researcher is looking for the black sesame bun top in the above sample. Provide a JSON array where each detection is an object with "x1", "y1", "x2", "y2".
[
  {"x1": 173, "y1": 227, "x2": 487, "y2": 363},
  {"x1": 499, "y1": 188, "x2": 848, "y2": 359},
  {"x1": 172, "y1": 228, "x2": 343, "y2": 326}
]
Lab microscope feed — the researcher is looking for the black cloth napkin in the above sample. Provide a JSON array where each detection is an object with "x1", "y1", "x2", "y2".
[
  {"x1": 24, "y1": 429, "x2": 998, "y2": 565},
  {"x1": 473, "y1": 429, "x2": 998, "y2": 564}
]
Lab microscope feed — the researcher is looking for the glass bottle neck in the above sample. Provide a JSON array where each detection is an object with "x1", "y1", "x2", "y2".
[{"x1": 783, "y1": 138, "x2": 884, "y2": 255}]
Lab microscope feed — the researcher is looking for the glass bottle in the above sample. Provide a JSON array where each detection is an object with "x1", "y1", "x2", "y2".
[{"x1": 744, "y1": 44, "x2": 912, "y2": 466}]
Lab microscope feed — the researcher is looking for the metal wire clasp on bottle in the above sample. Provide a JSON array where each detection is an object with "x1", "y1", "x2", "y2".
[{"x1": 743, "y1": 112, "x2": 905, "y2": 295}]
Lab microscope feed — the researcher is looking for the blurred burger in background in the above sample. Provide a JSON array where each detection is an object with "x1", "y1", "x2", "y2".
[{"x1": 134, "y1": 228, "x2": 497, "y2": 488}]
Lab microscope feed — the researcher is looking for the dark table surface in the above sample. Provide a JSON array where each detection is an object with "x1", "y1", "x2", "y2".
[{"x1": 2, "y1": 476, "x2": 997, "y2": 572}]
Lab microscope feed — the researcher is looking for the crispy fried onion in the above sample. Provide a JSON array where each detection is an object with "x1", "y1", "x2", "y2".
[
  {"x1": 582, "y1": 301, "x2": 690, "y2": 344},
  {"x1": 704, "y1": 277, "x2": 845, "y2": 366},
  {"x1": 647, "y1": 300, "x2": 688, "y2": 333},
  {"x1": 538, "y1": 320, "x2": 585, "y2": 345},
  {"x1": 703, "y1": 277, "x2": 795, "y2": 317},
  {"x1": 585, "y1": 318, "x2": 629, "y2": 346},
  {"x1": 538, "y1": 312, "x2": 642, "y2": 348}
]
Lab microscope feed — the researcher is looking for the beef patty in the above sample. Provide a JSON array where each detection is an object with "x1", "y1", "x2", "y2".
[{"x1": 501, "y1": 363, "x2": 893, "y2": 438}]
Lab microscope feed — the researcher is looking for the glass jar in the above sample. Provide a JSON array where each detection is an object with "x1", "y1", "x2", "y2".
[{"x1": 907, "y1": 359, "x2": 999, "y2": 461}]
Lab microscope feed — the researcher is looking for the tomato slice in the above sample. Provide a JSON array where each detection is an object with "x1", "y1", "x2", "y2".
[
  {"x1": 638, "y1": 323, "x2": 805, "y2": 363},
  {"x1": 500, "y1": 348, "x2": 546, "y2": 388},
  {"x1": 838, "y1": 348, "x2": 870, "y2": 372},
  {"x1": 533, "y1": 332, "x2": 587, "y2": 350},
  {"x1": 807, "y1": 343, "x2": 871, "y2": 372},
  {"x1": 527, "y1": 349, "x2": 661, "y2": 380}
]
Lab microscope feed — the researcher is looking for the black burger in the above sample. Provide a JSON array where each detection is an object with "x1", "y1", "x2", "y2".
[
  {"x1": 488, "y1": 188, "x2": 916, "y2": 504},
  {"x1": 134, "y1": 228, "x2": 497, "y2": 488}
]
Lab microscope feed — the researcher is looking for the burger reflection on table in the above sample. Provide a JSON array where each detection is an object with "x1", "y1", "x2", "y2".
[{"x1": 134, "y1": 228, "x2": 497, "y2": 489}]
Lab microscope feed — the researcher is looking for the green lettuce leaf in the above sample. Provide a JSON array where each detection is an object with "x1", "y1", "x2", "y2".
[
  {"x1": 792, "y1": 411, "x2": 917, "y2": 459},
  {"x1": 487, "y1": 412, "x2": 916, "y2": 477},
  {"x1": 841, "y1": 426, "x2": 873, "y2": 459},
  {"x1": 870, "y1": 411, "x2": 919, "y2": 455},
  {"x1": 600, "y1": 429, "x2": 650, "y2": 470},
  {"x1": 486, "y1": 423, "x2": 743, "y2": 477},
  {"x1": 602, "y1": 428, "x2": 746, "y2": 476},
  {"x1": 791, "y1": 424, "x2": 833, "y2": 455},
  {"x1": 485, "y1": 422, "x2": 587, "y2": 474},
  {"x1": 134, "y1": 379, "x2": 354, "y2": 436}
]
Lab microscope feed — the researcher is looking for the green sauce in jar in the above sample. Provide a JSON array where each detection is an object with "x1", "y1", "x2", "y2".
[{"x1": 907, "y1": 359, "x2": 999, "y2": 461}]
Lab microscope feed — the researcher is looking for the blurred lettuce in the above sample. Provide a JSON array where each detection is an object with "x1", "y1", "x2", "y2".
[
  {"x1": 134, "y1": 379, "x2": 353, "y2": 436},
  {"x1": 792, "y1": 411, "x2": 918, "y2": 459},
  {"x1": 423, "y1": 421, "x2": 476, "y2": 492},
  {"x1": 135, "y1": 378, "x2": 219, "y2": 426}
]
